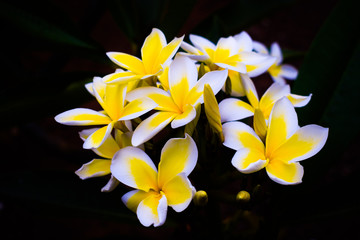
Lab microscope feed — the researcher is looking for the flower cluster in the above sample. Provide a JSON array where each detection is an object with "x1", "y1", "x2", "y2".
[{"x1": 55, "y1": 28, "x2": 328, "y2": 227}]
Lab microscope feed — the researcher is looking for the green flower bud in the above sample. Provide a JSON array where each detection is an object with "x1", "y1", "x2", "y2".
[
  {"x1": 236, "y1": 190, "x2": 251, "y2": 203},
  {"x1": 193, "y1": 190, "x2": 208, "y2": 206}
]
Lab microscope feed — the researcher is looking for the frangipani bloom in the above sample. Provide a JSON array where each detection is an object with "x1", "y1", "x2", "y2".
[
  {"x1": 126, "y1": 55, "x2": 228, "y2": 146},
  {"x1": 253, "y1": 42, "x2": 298, "y2": 84},
  {"x1": 75, "y1": 125, "x2": 142, "y2": 192},
  {"x1": 55, "y1": 77, "x2": 157, "y2": 149},
  {"x1": 219, "y1": 73, "x2": 311, "y2": 123},
  {"x1": 111, "y1": 134, "x2": 198, "y2": 227},
  {"x1": 103, "y1": 28, "x2": 183, "y2": 85},
  {"x1": 223, "y1": 97, "x2": 328, "y2": 185},
  {"x1": 181, "y1": 31, "x2": 276, "y2": 96}
]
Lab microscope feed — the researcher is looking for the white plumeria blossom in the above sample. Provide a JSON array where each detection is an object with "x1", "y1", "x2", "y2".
[
  {"x1": 222, "y1": 97, "x2": 328, "y2": 185},
  {"x1": 111, "y1": 134, "x2": 198, "y2": 227},
  {"x1": 253, "y1": 41, "x2": 298, "y2": 84},
  {"x1": 55, "y1": 77, "x2": 158, "y2": 149},
  {"x1": 103, "y1": 28, "x2": 183, "y2": 85},
  {"x1": 181, "y1": 31, "x2": 276, "y2": 96},
  {"x1": 126, "y1": 55, "x2": 228, "y2": 146}
]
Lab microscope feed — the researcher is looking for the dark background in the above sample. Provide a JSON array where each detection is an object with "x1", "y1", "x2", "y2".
[{"x1": 1, "y1": 0, "x2": 359, "y2": 239}]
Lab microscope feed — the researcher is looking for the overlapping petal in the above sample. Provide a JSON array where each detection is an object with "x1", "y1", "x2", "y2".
[
  {"x1": 265, "y1": 97, "x2": 299, "y2": 156},
  {"x1": 270, "y1": 125, "x2": 329, "y2": 163},
  {"x1": 169, "y1": 56, "x2": 198, "y2": 108},
  {"x1": 83, "y1": 122, "x2": 115, "y2": 149},
  {"x1": 55, "y1": 108, "x2": 111, "y2": 126},
  {"x1": 131, "y1": 112, "x2": 177, "y2": 146},
  {"x1": 223, "y1": 121, "x2": 264, "y2": 152},
  {"x1": 266, "y1": 160, "x2": 303, "y2": 185},
  {"x1": 106, "y1": 52, "x2": 146, "y2": 75},
  {"x1": 126, "y1": 86, "x2": 179, "y2": 112},
  {"x1": 122, "y1": 189, "x2": 152, "y2": 213},
  {"x1": 171, "y1": 104, "x2": 196, "y2": 129},
  {"x1": 231, "y1": 148, "x2": 267, "y2": 174},
  {"x1": 162, "y1": 173, "x2": 195, "y2": 212},
  {"x1": 186, "y1": 69, "x2": 228, "y2": 106},
  {"x1": 118, "y1": 97, "x2": 158, "y2": 121},
  {"x1": 111, "y1": 146, "x2": 158, "y2": 192},
  {"x1": 137, "y1": 193, "x2": 167, "y2": 227},
  {"x1": 219, "y1": 98, "x2": 253, "y2": 122},
  {"x1": 75, "y1": 159, "x2": 111, "y2": 180},
  {"x1": 158, "y1": 134, "x2": 198, "y2": 187},
  {"x1": 79, "y1": 128, "x2": 119, "y2": 158}
]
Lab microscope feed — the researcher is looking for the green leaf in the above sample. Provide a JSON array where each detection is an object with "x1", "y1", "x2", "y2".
[{"x1": 292, "y1": 0, "x2": 360, "y2": 124}]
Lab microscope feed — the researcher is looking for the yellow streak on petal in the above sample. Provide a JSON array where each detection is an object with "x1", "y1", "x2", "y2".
[
  {"x1": 124, "y1": 190, "x2": 152, "y2": 213},
  {"x1": 233, "y1": 148, "x2": 267, "y2": 173},
  {"x1": 119, "y1": 98, "x2": 156, "y2": 120},
  {"x1": 237, "y1": 129, "x2": 264, "y2": 153},
  {"x1": 170, "y1": 76, "x2": 190, "y2": 110},
  {"x1": 75, "y1": 159, "x2": 111, "y2": 179},
  {"x1": 108, "y1": 52, "x2": 146, "y2": 74},
  {"x1": 268, "y1": 64, "x2": 281, "y2": 77},
  {"x1": 148, "y1": 112, "x2": 177, "y2": 129},
  {"x1": 56, "y1": 109, "x2": 111, "y2": 125},
  {"x1": 266, "y1": 160, "x2": 303, "y2": 184},
  {"x1": 130, "y1": 157, "x2": 159, "y2": 192},
  {"x1": 84, "y1": 124, "x2": 113, "y2": 149},
  {"x1": 162, "y1": 174, "x2": 193, "y2": 209},
  {"x1": 265, "y1": 114, "x2": 287, "y2": 157},
  {"x1": 140, "y1": 192, "x2": 164, "y2": 221},
  {"x1": 158, "y1": 135, "x2": 196, "y2": 187},
  {"x1": 142, "y1": 29, "x2": 166, "y2": 73},
  {"x1": 154, "y1": 37, "x2": 183, "y2": 73},
  {"x1": 214, "y1": 47, "x2": 231, "y2": 62}
]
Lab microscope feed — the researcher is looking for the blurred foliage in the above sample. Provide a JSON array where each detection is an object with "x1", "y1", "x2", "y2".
[{"x1": 1, "y1": 0, "x2": 359, "y2": 239}]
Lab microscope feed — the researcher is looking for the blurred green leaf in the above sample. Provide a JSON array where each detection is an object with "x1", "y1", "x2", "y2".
[
  {"x1": 269, "y1": 0, "x2": 360, "y2": 229},
  {"x1": 292, "y1": 0, "x2": 360, "y2": 124}
]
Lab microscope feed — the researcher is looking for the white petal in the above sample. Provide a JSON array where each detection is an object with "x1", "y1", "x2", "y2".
[
  {"x1": 270, "y1": 42, "x2": 283, "y2": 64},
  {"x1": 111, "y1": 146, "x2": 158, "y2": 191},
  {"x1": 131, "y1": 112, "x2": 176, "y2": 147},
  {"x1": 55, "y1": 108, "x2": 111, "y2": 126},
  {"x1": 101, "y1": 175, "x2": 120, "y2": 192},
  {"x1": 219, "y1": 98, "x2": 254, "y2": 122},
  {"x1": 189, "y1": 34, "x2": 216, "y2": 55},
  {"x1": 280, "y1": 64, "x2": 298, "y2": 80},
  {"x1": 252, "y1": 41, "x2": 269, "y2": 54},
  {"x1": 137, "y1": 194, "x2": 168, "y2": 227},
  {"x1": 233, "y1": 31, "x2": 253, "y2": 52}
]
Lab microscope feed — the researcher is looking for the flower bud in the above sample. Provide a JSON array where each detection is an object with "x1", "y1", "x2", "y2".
[
  {"x1": 193, "y1": 190, "x2": 208, "y2": 206},
  {"x1": 236, "y1": 190, "x2": 251, "y2": 203}
]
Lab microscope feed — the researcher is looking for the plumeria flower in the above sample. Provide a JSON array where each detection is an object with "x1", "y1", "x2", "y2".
[
  {"x1": 55, "y1": 77, "x2": 157, "y2": 149},
  {"x1": 111, "y1": 134, "x2": 198, "y2": 227},
  {"x1": 126, "y1": 55, "x2": 228, "y2": 146},
  {"x1": 223, "y1": 97, "x2": 328, "y2": 185},
  {"x1": 75, "y1": 124, "x2": 144, "y2": 192},
  {"x1": 181, "y1": 31, "x2": 276, "y2": 96},
  {"x1": 253, "y1": 41, "x2": 298, "y2": 84},
  {"x1": 219, "y1": 73, "x2": 311, "y2": 123},
  {"x1": 103, "y1": 28, "x2": 183, "y2": 85}
]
